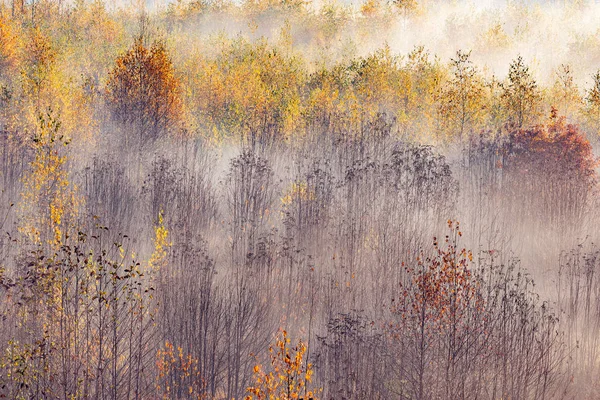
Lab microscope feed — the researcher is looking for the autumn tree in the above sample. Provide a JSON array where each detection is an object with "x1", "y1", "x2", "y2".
[
  {"x1": 583, "y1": 70, "x2": 600, "y2": 137},
  {"x1": 191, "y1": 37, "x2": 304, "y2": 148},
  {"x1": 438, "y1": 50, "x2": 485, "y2": 141},
  {"x1": 0, "y1": 3, "x2": 596, "y2": 399},
  {"x1": 502, "y1": 56, "x2": 541, "y2": 128},
  {"x1": 21, "y1": 27, "x2": 56, "y2": 113},
  {"x1": 106, "y1": 36, "x2": 183, "y2": 146},
  {"x1": 0, "y1": 14, "x2": 20, "y2": 79},
  {"x1": 391, "y1": 221, "x2": 480, "y2": 400},
  {"x1": 156, "y1": 341, "x2": 206, "y2": 400},
  {"x1": 19, "y1": 110, "x2": 79, "y2": 247},
  {"x1": 0, "y1": 222, "x2": 160, "y2": 399},
  {"x1": 402, "y1": 46, "x2": 443, "y2": 141},
  {"x1": 549, "y1": 64, "x2": 581, "y2": 122},
  {"x1": 387, "y1": 224, "x2": 566, "y2": 399},
  {"x1": 246, "y1": 329, "x2": 319, "y2": 400},
  {"x1": 502, "y1": 108, "x2": 596, "y2": 231},
  {"x1": 393, "y1": 0, "x2": 418, "y2": 16},
  {"x1": 349, "y1": 46, "x2": 405, "y2": 129}
]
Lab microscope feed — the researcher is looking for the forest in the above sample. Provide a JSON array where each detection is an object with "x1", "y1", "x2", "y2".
[{"x1": 1, "y1": 0, "x2": 600, "y2": 398}]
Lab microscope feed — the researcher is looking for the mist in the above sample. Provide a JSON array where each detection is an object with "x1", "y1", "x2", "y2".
[{"x1": 1, "y1": 0, "x2": 600, "y2": 398}]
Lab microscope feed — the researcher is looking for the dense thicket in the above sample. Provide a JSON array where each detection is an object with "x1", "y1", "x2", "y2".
[{"x1": 1, "y1": 0, "x2": 600, "y2": 399}]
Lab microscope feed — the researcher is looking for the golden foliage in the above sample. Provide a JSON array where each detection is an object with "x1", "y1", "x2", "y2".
[
  {"x1": 246, "y1": 329, "x2": 320, "y2": 400},
  {"x1": 0, "y1": 14, "x2": 21, "y2": 76},
  {"x1": 18, "y1": 111, "x2": 79, "y2": 247},
  {"x1": 21, "y1": 27, "x2": 56, "y2": 109},
  {"x1": 190, "y1": 37, "x2": 304, "y2": 145},
  {"x1": 106, "y1": 37, "x2": 183, "y2": 141},
  {"x1": 149, "y1": 210, "x2": 172, "y2": 273},
  {"x1": 548, "y1": 64, "x2": 581, "y2": 121},
  {"x1": 438, "y1": 50, "x2": 486, "y2": 141},
  {"x1": 582, "y1": 70, "x2": 600, "y2": 135},
  {"x1": 281, "y1": 182, "x2": 315, "y2": 206},
  {"x1": 156, "y1": 341, "x2": 206, "y2": 400},
  {"x1": 502, "y1": 56, "x2": 541, "y2": 128}
]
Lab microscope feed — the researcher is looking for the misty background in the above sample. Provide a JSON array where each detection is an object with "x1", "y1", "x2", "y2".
[{"x1": 1, "y1": 0, "x2": 600, "y2": 398}]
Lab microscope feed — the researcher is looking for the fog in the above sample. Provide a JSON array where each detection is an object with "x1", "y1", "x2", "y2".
[{"x1": 1, "y1": 0, "x2": 600, "y2": 398}]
